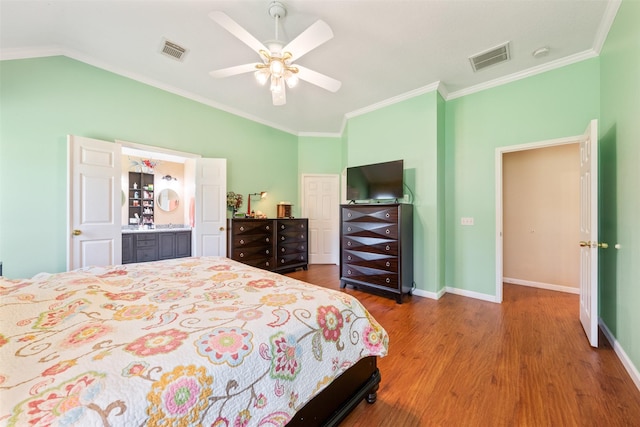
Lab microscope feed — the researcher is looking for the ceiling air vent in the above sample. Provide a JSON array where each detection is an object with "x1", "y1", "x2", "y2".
[
  {"x1": 160, "y1": 39, "x2": 188, "y2": 61},
  {"x1": 469, "y1": 42, "x2": 510, "y2": 72}
]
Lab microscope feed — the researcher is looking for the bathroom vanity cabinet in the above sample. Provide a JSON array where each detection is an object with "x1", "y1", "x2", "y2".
[{"x1": 122, "y1": 230, "x2": 191, "y2": 264}]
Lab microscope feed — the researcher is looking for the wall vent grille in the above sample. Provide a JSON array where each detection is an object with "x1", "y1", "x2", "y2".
[
  {"x1": 160, "y1": 39, "x2": 188, "y2": 61},
  {"x1": 469, "y1": 42, "x2": 510, "y2": 72}
]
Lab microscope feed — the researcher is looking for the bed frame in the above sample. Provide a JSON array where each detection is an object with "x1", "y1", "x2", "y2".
[{"x1": 287, "y1": 356, "x2": 381, "y2": 426}]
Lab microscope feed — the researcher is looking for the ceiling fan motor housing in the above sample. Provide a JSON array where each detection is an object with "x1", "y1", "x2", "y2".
[{"x1": 268, "y1": 1, "x2": 287, "y2": 19}]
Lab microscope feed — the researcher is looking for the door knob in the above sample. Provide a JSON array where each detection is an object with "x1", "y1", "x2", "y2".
[
  {"x1": 219, "y1": 227, "x2": 225, "y2": 231},
  {"x1": 72, "y1": 229, "x2": 82, "y2": 236},
  {"x1": 579, "y1": 240, "x2": 609, "y2": 248}
]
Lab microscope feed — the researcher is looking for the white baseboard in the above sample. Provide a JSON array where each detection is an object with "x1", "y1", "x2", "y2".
[
  {"x1": 599, "y1": 319, "x2": 640, "y2": 392},
  {"x1": 445, "y1": 286, "x2": 499, "y2": 303},
  {"x1": 411, "y1": 287, "x2": 444, "y2": 300},
  {"x1": 503, "y1": 277, "x2": 579, "y2": 294}
]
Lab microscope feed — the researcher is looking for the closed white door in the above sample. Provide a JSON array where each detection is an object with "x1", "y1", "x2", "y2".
[
  {"x1": 579, "y1": 119, "x2": 600, "y2": 347},
  {"x1": 68, "y1": 135, "x2": 122, "y2": 270},
  {"x1": 187, "y1": 158, "x2": 227, "y2": 257},
  {"x1": 301, "y1": 174, "x2": 339, "y2": 264}
]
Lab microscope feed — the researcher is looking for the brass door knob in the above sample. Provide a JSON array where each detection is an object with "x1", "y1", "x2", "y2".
[
  {"x1": 72, "y1": 229, "x2": 82, "y2": 236},
  {"x1": 579, "y1": 241, "x2": 609, "y2": 248},
  {"x1": 219, "y1": 227, "x2": 225, "y2": 231}
]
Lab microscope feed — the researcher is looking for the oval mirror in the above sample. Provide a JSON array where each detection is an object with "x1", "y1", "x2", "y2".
[{"x1": 157, "y1": 189, "x2": 180, "y2": 212}]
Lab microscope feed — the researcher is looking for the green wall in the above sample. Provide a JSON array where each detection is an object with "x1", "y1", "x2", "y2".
[
  {"x1": 0, "y1": 56, "x2": 298, "y2": 278},
  {"x1": 444, "y1": 58, "x2": 600, "y2": 296},
  {"x1": 599, "y1": 0, "x2": 640, "y2": 374},
  {"x1": 346, "y1": 92, "x2": 443, "y2": 294},
  {"x1": 298, "y1": 135, "x2": 342, "y2": 175}
]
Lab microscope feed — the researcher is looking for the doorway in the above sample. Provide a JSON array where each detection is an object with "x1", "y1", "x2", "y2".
[{"x1": 495, "y1": 134, "x2": 583, "y2": 302}]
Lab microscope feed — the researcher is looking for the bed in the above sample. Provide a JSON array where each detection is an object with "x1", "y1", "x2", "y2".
[{"x1": 0, "y1": 257, "x2": 388, "y2": 426}]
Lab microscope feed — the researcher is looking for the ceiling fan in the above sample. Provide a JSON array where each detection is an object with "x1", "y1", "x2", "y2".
[{"x1": 209, "y1": 1, "x2": 341, "y2": 106}]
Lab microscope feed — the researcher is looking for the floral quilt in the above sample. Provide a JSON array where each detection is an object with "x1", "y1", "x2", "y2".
[{"x1": 0, "y1": 257, "x2": 388, "y2": 426}]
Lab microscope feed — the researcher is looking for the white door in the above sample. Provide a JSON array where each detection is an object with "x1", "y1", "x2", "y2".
[
  {"x1": 68, "y1": 135, "x2": 122, "y2": 270},
  {"x1": 301, "y1": 174, "x2": 340, "y2": 264},
  {"x1": 579, "y1": 119, "x2": 600, "y2": 347},
  {"x1": 188, "y1": 158, "x2": 227, "y2": 257}
]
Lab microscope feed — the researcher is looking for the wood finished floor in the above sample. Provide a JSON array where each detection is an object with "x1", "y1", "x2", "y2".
[{"x1": 285, "y1": 265, "x2": 640, "y2": 427}]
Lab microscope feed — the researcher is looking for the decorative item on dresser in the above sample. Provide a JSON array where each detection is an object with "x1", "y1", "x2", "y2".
[
  {"x1": 340, "y1": 203, "x2": 414, "y2": 303},
  {"x1": 227, "y1": 218, "x2": 308, "y2": 272}
]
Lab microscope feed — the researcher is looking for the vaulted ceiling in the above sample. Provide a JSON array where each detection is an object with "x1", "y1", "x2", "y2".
[{"x1": 0, "y1": 0, "x2": 618, "y2": 135}]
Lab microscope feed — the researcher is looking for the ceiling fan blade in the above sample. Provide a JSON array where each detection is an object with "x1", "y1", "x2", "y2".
[
  {"x1": 272, "y1": 87, "x2": 286, "y2": 106},
  {"x1": 296, "y1": 65, "x2": 341, "y2": 93},
  {"x1": 209, "y1": 63, "x2": 257, "y2": 78},
  {"x1": 209, "y1": 11, "x2": 267, "y2": 54},
  {"x1": 283, "y1": 20, "x2": 333, "y2": 60}
]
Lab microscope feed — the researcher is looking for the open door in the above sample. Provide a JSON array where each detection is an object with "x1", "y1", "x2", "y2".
[
  {"x1": 68, "y1": 135, "x2": 122, "y2": 270},
  {"x1": 579, "y1": 119, "x2": 603, "y2": 347},
  {"x1": 186, "y1": 158, "x2": 227, "y2": 256}
]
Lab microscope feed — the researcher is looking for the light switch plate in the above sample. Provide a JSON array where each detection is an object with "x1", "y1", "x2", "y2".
[{"x1": 461, "y1": 217, "x2": 474, "y2": 226}]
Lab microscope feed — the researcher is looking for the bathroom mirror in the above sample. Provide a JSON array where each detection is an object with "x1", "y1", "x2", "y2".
[{"x1": 157, "y1": 189, "x2": 179, "y2": 212}]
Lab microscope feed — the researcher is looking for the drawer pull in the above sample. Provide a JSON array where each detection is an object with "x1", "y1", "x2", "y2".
[
  {"x1": 300, "y1": 246, "x2": 305, "y2": 250},
  {"x1": 266, "y1": 262, "x2": 270, "y2": 266},
  {"x1": 281, "y1": 248, "x2": 286, "y2": 253},
  {"x1": 347, "y1": 226, "x2": 352, "y2": 232},
  {"x1": 347, "y1": 212, "x2": 352, "y2": 218},
  {"x1": 385, "y1": 245, "x2": 390, "y2": 251},
  {"x1": 347, "y1": 241, "x2": 352, "y2": 247},
  {"x1": 281, "y1": 225, "x2": 285, "y2": 229},
  {"x1": 239, "y1": 253, "x2": 244, "y2": 258},
  {"x1": 347, "y1": 270, "x2": 352, "y2": 275},
  {"x1": 266, "y1": 225, "x2": 270, "y2": 230},
  {"x1": 347, "y1": 255, "x2": 352, "y2": 261},
  {"x1": 239, "y1": 226, "x2": 245, "y2": 231},
  {"x1": 266, "y1": 250, "x2": 270, "y2": 254},
  {"x1": 386, "y1": 261, "x2": 390, "y2": 267},
  {"x1": 385, "y1": 278, "x2": 391, "y2": 284},
  {"x1": 266, "y1": 238, "x2": 270, "y2": 242},
  {"x1": 239, "y1": 239, "x2": 245, "y2": 245},
  {"x1": 281, "y1": 236, "x2": 285, "y2": 241},
  {"x1": 386, "y1": 213, "x2": 390, "y2": 218},
  {"x1": 300, "y1": 234, "x2": 304, "y2": 239},
  {"x1": 385, "y1": 229, "x2": 390, "y2": 234},
  {"x1": 281, "y1": 259, "x2": 285, "y2": 264}
]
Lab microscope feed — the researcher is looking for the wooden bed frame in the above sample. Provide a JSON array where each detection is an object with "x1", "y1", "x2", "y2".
[{"x1": 287, "y1": 356, "x2": 381, "y2": 426}]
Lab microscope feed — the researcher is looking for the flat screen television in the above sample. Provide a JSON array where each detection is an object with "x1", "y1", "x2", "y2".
[{"x1": 346, "y1": 159, "x2": 404, "y2": 202}]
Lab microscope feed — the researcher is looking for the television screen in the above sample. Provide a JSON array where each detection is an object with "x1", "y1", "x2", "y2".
[{"x1": 346, "y1": 160, "x2": 404, "y2": 201}]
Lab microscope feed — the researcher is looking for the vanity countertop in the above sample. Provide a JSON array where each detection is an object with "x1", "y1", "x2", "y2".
[{"x1": 122, "y1": 227, "x2": 192, "y2": 234}]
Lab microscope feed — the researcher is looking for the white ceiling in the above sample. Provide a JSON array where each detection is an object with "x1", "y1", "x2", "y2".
[{"x1": 0, "y1": 0, "x2": 619, "y2": 135}]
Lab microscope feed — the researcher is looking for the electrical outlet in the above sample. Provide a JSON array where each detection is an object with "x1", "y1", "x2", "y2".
[{"x1": 461, "y1": 217, "x2": 474, "y2": 226}]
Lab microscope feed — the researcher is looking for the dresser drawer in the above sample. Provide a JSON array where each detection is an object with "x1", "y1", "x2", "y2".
[
  {"x1": 341, "y1": 264, "x2": 398, "y2": 289},
  {"x1": 342, "y1": 222, "x2": 398, "y2": 239},
  {"x1": 342, "y1": 251, "x2": 398, "y2": 272},
  {"x1": 343, "y1": 237, "x2": 398, "y2": 256},
  {"x1": 342, "y1": 206, "x2": 399, "y2": 224},
  {"x1": 278, "y1": 241, "x2": 306, "y2": 254},
  {"x1": 233, "y1": 234, "x2": 272, "y2": 247},
  {"x1": 233, "y1": 220, "x2": 273, "y2": 234},
  {"x1": 278, "y1": 252, "x2": 307, "y2": 267}
]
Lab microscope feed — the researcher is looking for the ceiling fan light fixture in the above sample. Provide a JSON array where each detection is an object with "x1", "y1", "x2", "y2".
[
  {"x1": 285, "y1": 72, "x2": 299, "y2": 88},
  {"x1": 270, "y1": 75, "x2": 283, "y2": 93},
  {"x1": 255, "y1": 69, "x2": 269, "y2": 85},
  {"x1": 270, "y1": 58, "x2": 284, "y2": 77}
]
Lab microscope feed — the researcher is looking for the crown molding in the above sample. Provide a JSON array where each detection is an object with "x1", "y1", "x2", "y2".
[
  {"x1": 593, "y1": 0, "x2": 622, "y2": 54},
  {"x1": 446, "y1": 49, "x2": 599, "y2": 100},
  {"x1": 344, "y1": 81, "x2": 444, "y2": 121}
]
